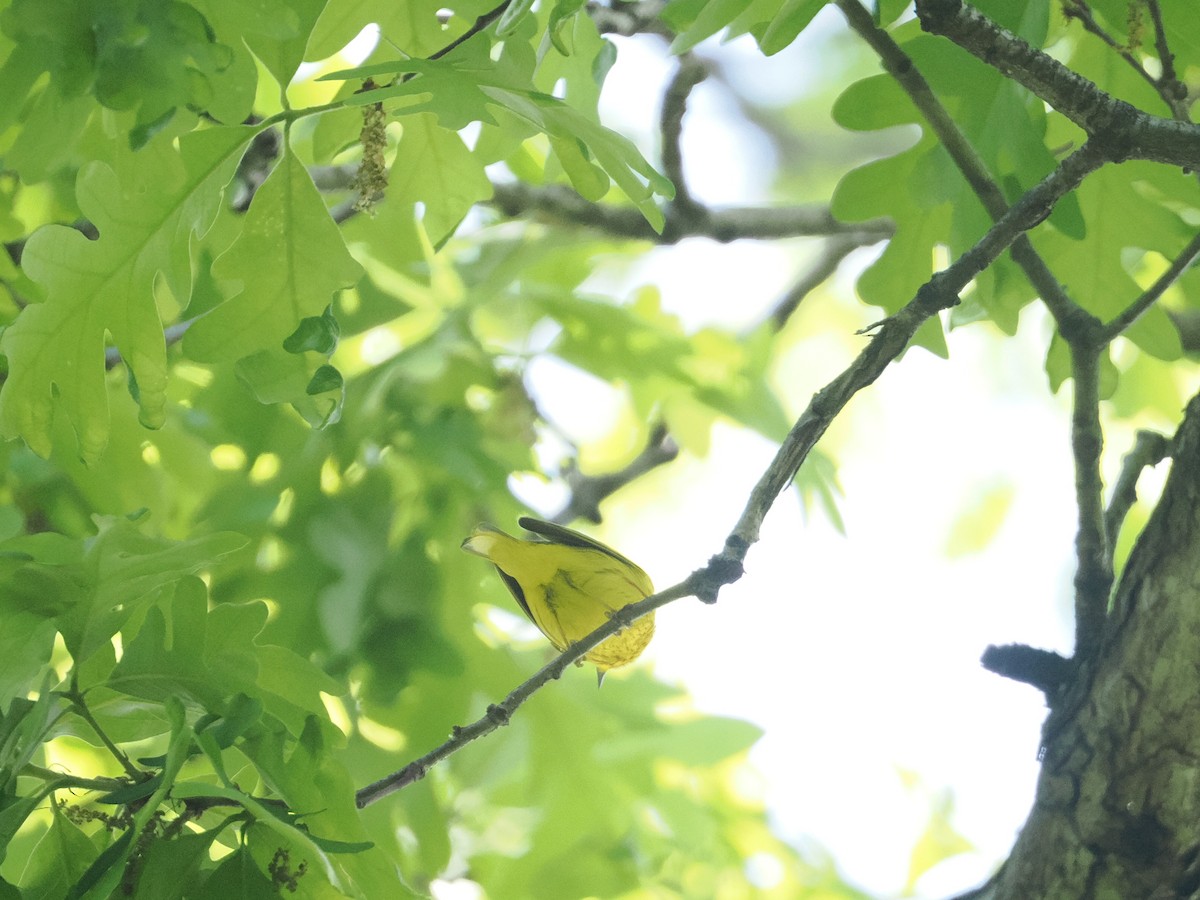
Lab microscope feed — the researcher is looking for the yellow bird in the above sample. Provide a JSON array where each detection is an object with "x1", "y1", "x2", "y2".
[{"x1": 462, "y1": 516, "x2": 654, "y2": 684}]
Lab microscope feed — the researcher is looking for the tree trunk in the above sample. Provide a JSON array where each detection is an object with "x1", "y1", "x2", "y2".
[{"x1": 980, "y1": 391, "x2": 1200, "y2": 897}]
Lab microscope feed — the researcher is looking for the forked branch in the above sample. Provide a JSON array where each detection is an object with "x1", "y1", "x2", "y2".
[{"x1": 915, "y1": 0, "x2": 1200, "y2": 169}]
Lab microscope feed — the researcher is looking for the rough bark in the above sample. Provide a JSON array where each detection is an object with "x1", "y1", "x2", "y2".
[{"x1": 984, "y1": 392, "x2": 1200, "y2": 897}]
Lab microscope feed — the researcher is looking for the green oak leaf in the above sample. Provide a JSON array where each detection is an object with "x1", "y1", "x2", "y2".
[
  {"x1": 390, "y1": 113, "x2": 493, "y2": 246},
  {"x1": 0, "y1": 126, "x2": 254, "y2": 463},
  {"x1": 236, "y1": 349, "x2": 345, "y2": 428},
  {"x1": 110, "y1": 576, "x2": 264, "y2": 708},
  {"x1": 56, "y1": 518, "x2": 247, "y2": 666},
  {"x1": 308, "y1": 0, "x2": 472, "y2": 61},
  {"x1": 184, "y1": 145, "x2": 364, "y2": 364},
  {"x1": 238, "y1": 0, "x2": 325, "y2": 91}
]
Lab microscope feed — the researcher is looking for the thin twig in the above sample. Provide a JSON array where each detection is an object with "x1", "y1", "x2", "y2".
[
  {"x1": 1144, "y1": 0, "x2": 1189, "y2": 120},
  {"x1": 355, "y1": 575, "x2": 705, "y2": 806},
  {"x1": 659, "y1": 54, "x2": 708, "y2": 214},
  {"x1": 768, "y1": 234, "x2": 871, "y2": 330},
  {"x1": 429, "y1": 0, "x2": 512, "y2": 61},
  {"x1": 551, "y1": 424, "x2": 679, "y2": 525},
  {"x1": 1062, "y1": 0, "x2": 1190, "y2": 121},
  {"x1": 356, "y1": 141, "x2": 1108, "y2": 806},
  {"x1": 1100, "y1": 230, "x2": 1200, "y2": 341},
  {"x1": 1103, "y1": 429, "x2": 1170, "y2": 558},
  {"x1": 1145, "y1": 1, "x2": 1175, "y2": 81},
  {"x1": 1061, "y1": 1, "x2": 1162, "y2": 97}
]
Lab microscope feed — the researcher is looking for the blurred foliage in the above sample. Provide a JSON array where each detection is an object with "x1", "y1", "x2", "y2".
[{"x1": 0, "y1": 0, "x2": 1197, "y2": 896}]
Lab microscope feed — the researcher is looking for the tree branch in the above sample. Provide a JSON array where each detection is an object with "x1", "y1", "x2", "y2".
[
  {"x1": 768, "y1": 233, "x2": 870, "y2": 330},
  {"x1": 487, "y1": 180, "x2": 890, "y2": 243},
  {"x1": 1145, "y1": 0, "x2": 1186, "y2": 115},
  {"x1": 981, "y1": 643, "x2": 1074, "y2": 696},
  {"x1": 1100, "y1": 229, "x2": 1200, "y2": 341},
  {"x1": 588, "y1": 0, "x2": 671, "y2": 38},
  {"x1": 310, "y1": 166, "x2": 884, "y2": 247},
  {"x1": 1067, "y1": 342, "x2": 1111, "y2": 661},
  {"x1": 429, "y1": 0, "x2": 512, "y2": 62},
  {"x1": 356, "y1": 141, "x2": 1107, "y2": 806},
  {"x1": 835, "y1": 0, "x2": 1084, "y2": 330},
  {"x1": 727, "y1": 142, "x2": 1107, "y2": 554},
  {"x1": 550, "y1": 424, "x2": 679, "y2": 525},
  {"x1": 355, "y1": 573, "x2": 708, "y2": 806},
  {"x1": 1104, "y1": 429, "x2": 1170, "y2": 558},
  {"x1": 1059, "y1": 231, "x2": 1200, "y2": 653},
  {"x1": 1060, "y1": 1, "x2": 1165, "y2": 103},
  {"x1": 1062, "y1": 0, "x2": 1191, "y2": 121},
  {"x1": 915, "y1": 0, "x2": 1200, "y2": 169},
  {"x1": 659, "y1": 54, "x2": 707, "y2": 214}
]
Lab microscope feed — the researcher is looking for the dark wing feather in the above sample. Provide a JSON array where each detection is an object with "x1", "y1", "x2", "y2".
[
  {"x1": 494, "y1": 564, "x2": 535, "y2": 624},
  {"x1": 517, "y1": 516, "x2": 644, "y2": 572}
]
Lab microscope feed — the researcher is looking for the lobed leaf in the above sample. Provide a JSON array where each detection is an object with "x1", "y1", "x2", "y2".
[
  {"x1": 186, "y1": 145, "x2": 363, "y2": 364},
  {"x1": 0, "y1": 126, "x2": 254, "y2": 463}
]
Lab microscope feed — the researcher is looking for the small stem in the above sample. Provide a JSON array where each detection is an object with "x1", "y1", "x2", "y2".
[
  {"x1": 1100, "y1": 230, "x2": 1200, "y2": 341},
  {"x1": 21, "y1": 764, "x2": 130, "y2": 793},
  {"x1": 63, "y1": 688, "x2": 143, "y2": 781}
]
